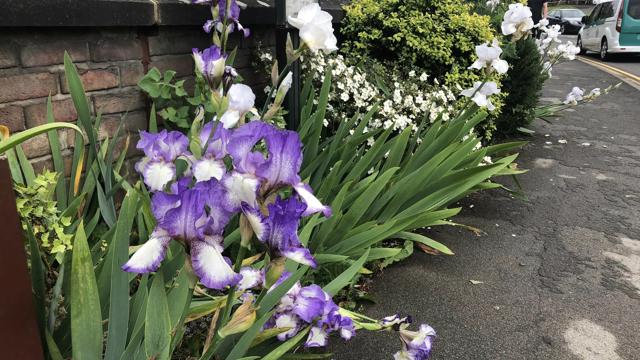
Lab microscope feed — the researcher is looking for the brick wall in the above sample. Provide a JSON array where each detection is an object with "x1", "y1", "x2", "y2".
[{"x1": 0, "y1": 25, "x2": 275, "y2": 173}]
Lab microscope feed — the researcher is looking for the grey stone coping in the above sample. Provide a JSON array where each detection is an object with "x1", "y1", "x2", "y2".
[{"x1": 0, "y1": 0, "x2": 346, "y2": 27}]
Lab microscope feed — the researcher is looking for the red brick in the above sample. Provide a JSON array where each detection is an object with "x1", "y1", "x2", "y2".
[
  {"x1": 20, "y1": 40, "x2": 88, "y2": 67},
  {"x1": 24, "y1": 99, "x2": 79, "y2": 127},
  {"x1": 102, "y1": 110, "x2": 147, "y2": 133},
  {"x1": 22, "y1": 133, "x2": 51, "y2": 159},
  {"x1": 0, "y1": 106, "x2": 25, "y2": 132},
  {"x1": 120, "y1": 61, "x2": 145, "y2": 86},
  {"x1": 150, "y1": 54, "x2": 194, "y2": 78},
  {"x1": 91, "y1": 38, "x2": 142, "y2": 62},
  {"x1": 31, "y1": 153, "x2": 74, "y2": 177},
  {"x1": 0, "y1": 72, "x2": 58, "y2": 103},
  {"x1": 0, "y1": 44, "x2": 18, "y2": 69},
  {"x1": 60, "y1": 67, "x2": 119, "y2": 93},
  {"x1": 93, "y1": 90, "x2": 145, "y2": 114}
]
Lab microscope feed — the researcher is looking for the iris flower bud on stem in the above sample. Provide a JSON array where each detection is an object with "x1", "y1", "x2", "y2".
[
  {"x1": 239, "y1": 214, "x2": 254, "y2": 247},
  {"x1": 265, "y1": 257, "x2": 287, "y2": 288},
  {"x1": 218, "y1": 294, "x2": 257, "y2": 337}
]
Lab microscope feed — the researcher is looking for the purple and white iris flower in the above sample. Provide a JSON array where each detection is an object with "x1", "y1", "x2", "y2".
[
  {"x1": 124, "y1": 119, "x2": 330, "y2": 288},
  {"x1": 394, "y1": 324, "x2": 436, "y2": 360},
  {"x1": 201, "y1": 0, "x2": 250, "y2": 38},
  {"x1": 193, "y1": 45, "x2": 227, "y2": 89},
  {"x1": 266, "y1": 274, "x2": 356, "y2": 347},
  {"x1": 123, "y1": 178, "x2": 241, "y2": 290},
  {"x1": 135, "y1": 130, "x2": 189, "y2": 192}
]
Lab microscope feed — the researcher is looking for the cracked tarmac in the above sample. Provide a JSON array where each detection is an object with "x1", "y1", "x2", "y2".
[{"x1": 332, "y1": 61, "x2": 640, "y2": 359}]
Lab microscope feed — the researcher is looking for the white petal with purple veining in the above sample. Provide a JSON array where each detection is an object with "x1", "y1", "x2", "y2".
[
  {"x1": 193, "y1": 158, "x2": 226, "y2": 183},
  {"x1": 294, "y1": 183, "x2": 332, "y2": 217},
  {"x1": 305, "y1": 326, "x2": 329, "y2": 347},
  {"x1": 275, "y1": 313, "x2": 300, "y2": 340},
  {"x1": 143, "y1": 161, "x2": 175, "y2": 192},
  {"x1": 241, "y1": 204, "x2": 269, "y2": 241},
  {"x1": 223, "y1": 172, "x2": 260, "y2": 209},
  {"x1": 190, "y1": 237, "x2": 241, "y2": 290},
  {"x1": 238, "y1": 267, "x2": 263, "y2": 291},
  {"x1": 122, "y1": 228, "x2": 171, "y2": 273},
  {"x1": 282, "y1": 246, "x2": 317, "y2": 268}
]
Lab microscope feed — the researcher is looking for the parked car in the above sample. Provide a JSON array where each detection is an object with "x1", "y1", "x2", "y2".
[
  {"x1": 548, "y1": 8, "x2": 586, "y2": 34},
  {"x1": 578, "y1": 0, "x2": 640, "y2": 60}
]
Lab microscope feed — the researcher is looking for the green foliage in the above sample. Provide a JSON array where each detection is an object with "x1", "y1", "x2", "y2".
[
  {"x1": 139, "y1": 68, "x2": 212, "y2": 129},
  {"x1": 495, "y1": 37, "x2": 546, "y2": 137},
  {"x1": 10, "y1": 44, "x2": 525, "y2": 360},
  {"x1": 297, "y1": 71, "x2": 525, "y2": 289},
  {"x1": 14, "y1": 171, "x2": 73, "y2": 254},
  {"x1": 341, "y1": 0, "x2": 495, "y2": 87}
]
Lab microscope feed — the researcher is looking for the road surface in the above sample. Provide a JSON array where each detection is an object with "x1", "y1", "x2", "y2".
[{"x1": 332, "y1": 60, "x2": 640, "y2": 359}]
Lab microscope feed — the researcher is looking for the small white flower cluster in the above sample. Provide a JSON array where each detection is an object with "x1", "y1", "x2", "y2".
[
  {"x1": 536, "y1": 19, "x2": 581, "y2": 77},
  {"x1": 301, "y1": 52, "x2": 456, "y2": 132},
  {"x1": 486, "y1": 0, "x2": 501, "y2": 11},
  {"x1": 563, "y1": 87, "x2": 602, "y2": 105}
]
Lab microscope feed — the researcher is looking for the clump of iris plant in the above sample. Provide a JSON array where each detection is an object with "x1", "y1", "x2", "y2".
[{"x1": 125, "y1": 0, "x2": 434, "y2": 356}]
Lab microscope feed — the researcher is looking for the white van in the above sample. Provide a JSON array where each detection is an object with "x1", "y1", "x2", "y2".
[{"x1": 577, "y1": 0, "x2": 640, "y2": 60}]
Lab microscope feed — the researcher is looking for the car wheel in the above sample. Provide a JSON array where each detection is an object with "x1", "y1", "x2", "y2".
[
  {"x1": 577, "y1": 36, "x2": 587, "y2": 55},
  {"x1": 560, "y1": 24, "x2": 566, "y2": 34},
  {"x1": 600, "y1": 38, "x2": 609, "y2": 61}
]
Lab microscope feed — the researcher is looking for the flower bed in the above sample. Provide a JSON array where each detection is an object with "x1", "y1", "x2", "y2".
[{"x1": 0, "y1": 1, "x2": 616, "y2": 359}]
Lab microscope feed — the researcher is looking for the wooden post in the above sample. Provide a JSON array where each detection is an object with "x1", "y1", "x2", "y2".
[
  {"x1": 275, "y1": 0, "x2": 301, "y2": 131},
  {"x1": 0, "y1": 159, "x2": 44, "y2": 359}
]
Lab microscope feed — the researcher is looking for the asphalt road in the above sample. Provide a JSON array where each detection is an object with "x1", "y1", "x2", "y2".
[{"x1": 331, "y1": 60, "x2": 640, "y2": 359}]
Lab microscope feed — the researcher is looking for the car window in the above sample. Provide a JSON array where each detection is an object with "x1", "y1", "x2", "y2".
[
  {"x1": 600, "y1": 2, "x2": 614, "y2": 19},
  {"x1": 563, "y1": 10, "x2": 585, "y2": 18},
  {"x1": 550, "y1": 10, "x2": 558, "y2": 17},
  {"x1": 589, "y1": 4, "x2": 603, "y2": 22},
  {"x1": 630, "y1": 0, "x2": 640, "y2": 19}
]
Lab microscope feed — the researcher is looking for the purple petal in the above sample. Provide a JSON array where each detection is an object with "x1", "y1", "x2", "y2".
[
  {"x1": 203, "y1": 19, "x2": 215, "y2": 33},
  {"x1": 199, "y1": 121, "x2": 231, "y2": 158},
  {"x1": 293, "y1": 284, "x2": 325, "y2": 322},
  {"x1": 294, "y1": 183, "x2": 332, "y2": 217},
  {"x1": 137, "y1": 130, "x2": 188, "y2": 162},
  {"x1": 219, "y1": 0, "x2": 240, "y2": 21},
  {"x1": 339, "y1": 317, "x2": 356, "y2": 340},
  {"x1": 227, "y1": 121, "x2": 272, "y2": 174},
  {"x1": 190, "y1": 237, "x2": 241, "y2": 290},
  {"x1": 195, "y1": 179, "x2": 237, "y2": 233},
  {"x1": 151, "y1": 191, "x2": 181, "y2": 222},
  {"x1": 159, "y1": 187, "x2": 208, "y2": 242},
  {"x1": 121, "y1": 228, "x2": 171, "y2": 273},
  {"x1": 265, "y1": 197, "x2": 307, "y2": 248},
  {"x1": 256, "y1": 128, "x2": 303, "y2": 189}
]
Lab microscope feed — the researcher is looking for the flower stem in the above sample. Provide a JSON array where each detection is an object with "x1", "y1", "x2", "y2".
[{"x1": 261, "y1": 62, "x2": 294, "y2": 116}]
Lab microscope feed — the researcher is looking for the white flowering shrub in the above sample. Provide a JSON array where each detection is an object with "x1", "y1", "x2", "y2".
[{"x1": 259, "y1": 51, "x2": 457, "y2": 134}]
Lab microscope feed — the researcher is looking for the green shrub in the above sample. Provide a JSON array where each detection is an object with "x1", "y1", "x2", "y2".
[
  {"x1": 341, "y1": 0, "x2": 495, "y2": 87},
  {"x1": 495, "y1": 37, "x2": 546, "y2": 137}
]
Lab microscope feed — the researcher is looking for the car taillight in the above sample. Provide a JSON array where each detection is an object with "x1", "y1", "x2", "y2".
[{"x1": 617, "y1": 0, "x2": 625, "y2": 32}]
